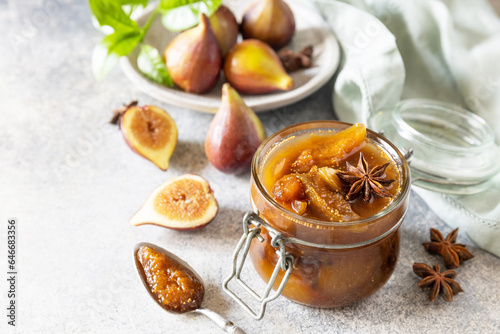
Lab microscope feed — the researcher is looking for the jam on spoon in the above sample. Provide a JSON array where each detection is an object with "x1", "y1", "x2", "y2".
[
  {"x1": 134, "y1": 243, "x2": 245, "y2": 333},
  {"x1": 136, "y1": 244, "x2": 204, "y2": 313}
]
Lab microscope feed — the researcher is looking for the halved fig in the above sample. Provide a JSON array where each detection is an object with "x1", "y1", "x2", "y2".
[
  {"x1": 117, "y1": 103, "x2": 178, "y2": 171},
  {"x1": 130, "y1": 174, "x2": 218, "y2": 230}
]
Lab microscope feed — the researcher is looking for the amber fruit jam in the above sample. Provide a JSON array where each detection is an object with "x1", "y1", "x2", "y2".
[
  {"x1": 137, "y1": 245, "x2": 204, "y2": 313},
  {"x1": 249, "y1": 121, "x2": 410, "y2": 308}
]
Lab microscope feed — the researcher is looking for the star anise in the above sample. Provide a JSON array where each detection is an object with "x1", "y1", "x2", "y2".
[
  {"x1": 336, "y1": 153, "x2": 395, "y2": 201},
  {"x1": 413, "y1": 263, "x2": 463, "y2": 302},
  {"x1": 278, "y1": 45, "x2": 313, "y2": 72},
  {"x1": 423, "y1": 228, "x2": 474, "y2": 269}
]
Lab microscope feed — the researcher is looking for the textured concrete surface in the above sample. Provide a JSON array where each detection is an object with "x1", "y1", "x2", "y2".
[{"x1": 0, "y1": 1, "x2": 499, "y2": 333}]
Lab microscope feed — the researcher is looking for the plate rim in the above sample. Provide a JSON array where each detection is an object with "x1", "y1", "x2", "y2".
[{"x1": 119, "y1": 1, "x2": 340, "y2": 113}]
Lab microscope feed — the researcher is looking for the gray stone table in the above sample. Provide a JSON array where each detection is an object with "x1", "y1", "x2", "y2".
[{"x1": 1, "y1": 1, "x2": 499, "y2": 333}]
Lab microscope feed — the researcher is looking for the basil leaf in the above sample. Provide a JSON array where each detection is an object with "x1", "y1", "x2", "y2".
[
  {"x1": 92, "y1": 31, "x2": 142, "y2": 80},
  {"x1": 137, "y1": 44, "x2": 174, "y2": 87},
  {"x1": 159, "y1": 0, "x2": 222, "y2": 31},
  {"x1": 89, "y1": 0, "x2": 139, "y2": 33}
]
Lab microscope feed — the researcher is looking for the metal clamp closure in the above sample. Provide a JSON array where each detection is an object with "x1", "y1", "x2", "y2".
[{"x1": 222, "y1": 212, "x2": 294, "y2": 320}]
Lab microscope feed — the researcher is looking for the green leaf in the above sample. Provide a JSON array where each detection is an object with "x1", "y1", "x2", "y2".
[
  {"x1": 92, "y1": 31, "x2": 143, "y2": 80},
  {"x1": 159, "y1": 0, "x2": 222, "y2": 31},
  {"x1": 113, "y1": 0, "x2": 149, "y2": 5},
  {"x1": 89, "y1": 0, "x2": 139, "y2": 33},
  {"x1": 137, "y1": 44, "x2": 174, "y2": 86}
]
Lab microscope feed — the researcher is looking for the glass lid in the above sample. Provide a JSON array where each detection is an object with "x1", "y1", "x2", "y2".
[{"x1": 368, "y1": 99, "x2": 500, "y2": 195}]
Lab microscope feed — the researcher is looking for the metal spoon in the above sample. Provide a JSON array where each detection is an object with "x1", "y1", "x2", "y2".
[{"x1": 133, "y1": 242, "x2": 245, "y2": 334}]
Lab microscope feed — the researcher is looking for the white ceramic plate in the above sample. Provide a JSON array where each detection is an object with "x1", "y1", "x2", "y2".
[{"x1": 120, "y1": 0, "x2": 340, "y2": 113}]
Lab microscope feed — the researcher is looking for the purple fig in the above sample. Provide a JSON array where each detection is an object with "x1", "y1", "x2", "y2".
[
  {"x1": 164, "y1": 14, "x2": 221, "y2": 93},
  {"x1": 205, "y1": 83, "x2": 266, "y2": 174},
  {"x1": 209, "y1": 5, "x2": 239, "y2": 57},
  {"x1": 241, "y1": 0, "x2": 295, "y2": 49}
]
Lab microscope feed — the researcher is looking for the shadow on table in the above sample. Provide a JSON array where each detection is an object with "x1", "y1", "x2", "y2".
[{"x1": 170, "y1": 140, "x2": 208, "y2": 173}]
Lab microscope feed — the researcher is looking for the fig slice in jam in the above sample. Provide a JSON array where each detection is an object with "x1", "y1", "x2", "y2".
[
  {"x1": 273, "y1": 167, "x2": 360, "y2": 221},
  {"x1": 266, "y1": 123, "x2": 400, "y2": 221},
  {"x1": 291, "y1": 123, "x2": 367, "y2": 172}
]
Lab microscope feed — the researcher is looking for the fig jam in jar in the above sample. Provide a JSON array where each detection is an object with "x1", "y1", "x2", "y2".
[{"x1": 247, "y1": 121, "x2": 411, "y2": 308}]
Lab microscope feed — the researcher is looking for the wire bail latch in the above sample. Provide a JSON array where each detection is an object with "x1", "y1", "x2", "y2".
[{"x1": 222, "y1": 212, "x2": 294, "y2": 320}]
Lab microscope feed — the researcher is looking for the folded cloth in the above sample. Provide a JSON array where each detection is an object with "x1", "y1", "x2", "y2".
[{"x1": 311, "y1": 0, "x2": 500, "y2": 256}]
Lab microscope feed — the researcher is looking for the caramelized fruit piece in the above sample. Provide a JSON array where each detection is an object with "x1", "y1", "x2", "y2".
[
  {"x1": 137, "y1": 245, "x2": 204, "y2": 313},
  {"x1": 273, "y1": 168, "x2": 359, "y2": 221},
  {"x1": 164, "y1": 14, "x2": 221, "y2": 93},
  {"x1": 318, "y1": 167, "x2": 343, "y2": 192},
  {"x1": 119, "y1": 103, "x2": 177, "y2": 171},
  {"x1": 291, "y1": 200, "x2": 307, "y2": 215},
  {"x1": 291, "y1": 149, "x2": 315, "y2": 173},
  {"x1": 224, "y1": 39, "x2": 293, "y2": 94},
  {"x1": 292, "y1": 123, "x2": 367, "y2": 171},
  {"x1": 314, "y1": 123, "x2": 367, "y2": 162},
  {"x1": 241, "y1": 0, "x2": 295, "y2": 49},
  {"x1": 295, "y1": 173, "x2": 359, "y2": 221},
  {"x1": 209, "y1": 5, "x2": 239, "y2": 57},
  {"x1": 130, "y1": 174, "x2": 218, "y2": 230},
  {"x1": 272, "y1": 174, "x2": 304, "y2": 203},
  {"x1": 205, "y1": 83, "x2": 266, "y2": 174}
]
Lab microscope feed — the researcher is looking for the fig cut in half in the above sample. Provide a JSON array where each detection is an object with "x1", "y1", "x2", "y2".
[
  {"x1": 130, "y1": 174, "x2": 218, "y2": 230},
  {"x1": 115, "y1": 102, "x2": 178, "y2": 171}
]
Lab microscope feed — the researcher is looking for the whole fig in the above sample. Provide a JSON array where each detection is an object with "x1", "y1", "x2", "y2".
[
  {"x1": 164, "y1": 14, "x2": 221, "y2": 94},
  {"x1": 209, "y1": 5, "x2": 239, "y2": 57},
  {"x1": 224, "y1": 39, "x2": 293, "y2": 94},
  {"x1": 241, "y1": 0, "x2": 295, "y2": 49},
  {"x1": 205, "y1": 83, "x2": 266, "y2": 174}
]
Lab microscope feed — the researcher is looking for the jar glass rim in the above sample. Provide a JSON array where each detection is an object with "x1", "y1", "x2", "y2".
[
  {"x1": 393, "y1": 99, "x2": 496, "y2": 152},
  {"x1": 251, "y1": 120, "x2": 412, "y2": 229},
  {"x1": 369, "y1": 99, "x2": 499, "y2": 194}
]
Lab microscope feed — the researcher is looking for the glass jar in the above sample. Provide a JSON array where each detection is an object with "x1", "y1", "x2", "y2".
[
  {"x1": 223, "y1": 100, "x2": 499, "y2": 320},
  {"x1": 223, "y1": 121, "x2": 411, "y2": 318},
  {"x1": 368, "y1": 99, "x2": 499, "y2": 194}
]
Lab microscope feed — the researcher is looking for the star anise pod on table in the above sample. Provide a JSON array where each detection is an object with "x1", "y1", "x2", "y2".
[
  {"x1": 336, "y1": 153, "x2": 395, "y2": 201},
  {"x1": 413, "y1": 263, "x2": 463, "y2": 302},
  {"x1": 423, "y1": 228, "x2": 474, "y2": 269}
]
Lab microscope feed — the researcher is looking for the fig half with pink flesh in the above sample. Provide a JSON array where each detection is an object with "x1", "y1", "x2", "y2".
[{"x1": 130, "y1": 174, "x2": 218, "y2": 230}]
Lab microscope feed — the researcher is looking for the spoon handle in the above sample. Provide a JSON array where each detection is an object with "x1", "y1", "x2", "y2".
[{"x1": 195, "y1": 308, "x2": 246, "y2": 333}]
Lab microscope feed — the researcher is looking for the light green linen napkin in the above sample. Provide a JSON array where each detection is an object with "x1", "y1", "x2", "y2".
[{"x1": 312, "y1": 0, "x2": 500, "y2": 256}]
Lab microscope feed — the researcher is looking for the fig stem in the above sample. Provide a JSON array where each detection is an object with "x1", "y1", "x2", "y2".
[
  {"x1": 141, "y1": 10, "x2": 160, "y2": 37},
  {"x1": 110, "y1": 100, "x2": 138, "y2": 126}
]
